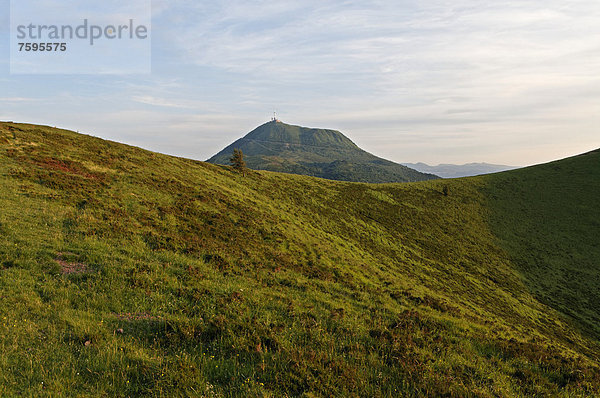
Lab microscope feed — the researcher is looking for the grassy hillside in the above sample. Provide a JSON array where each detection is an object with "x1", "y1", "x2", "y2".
[
  {"x1": 485, "y1": 150, "x2": 600, "y2": 340},
  {"x1": 207, "y1": 121, "x2": 437, "y2": 183},
  {"x1": 1, "y1": 122, "x2": 599, "y2": 397}
]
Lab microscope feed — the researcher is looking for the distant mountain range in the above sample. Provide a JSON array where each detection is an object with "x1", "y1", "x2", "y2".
[
  {"x1": 402, "y1": 162, "x2": 520, "y2": 178},
  {"x1": 207, "y1": 120, "x2": 438, "y2": 183}
]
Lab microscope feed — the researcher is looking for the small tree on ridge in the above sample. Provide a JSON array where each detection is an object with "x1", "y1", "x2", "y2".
[{"x1": 230, "y1": 148, "x2": 246, "y2": 176}]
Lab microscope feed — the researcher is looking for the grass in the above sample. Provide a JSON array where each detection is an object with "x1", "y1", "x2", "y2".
[
  {"x1": 484, "y1": 149, "x2": 600, "y2": 342},
  {"x1": 0, "y1": 122, "x2": 599, "y2": 396}
]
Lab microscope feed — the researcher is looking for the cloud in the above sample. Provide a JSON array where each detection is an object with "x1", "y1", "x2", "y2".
[
  {"x1": 0, "y1": 97, "x2": 39, "y2": 102},
  {"x1": 131, "y1": 95, "x2": 199, "y2": 109}
]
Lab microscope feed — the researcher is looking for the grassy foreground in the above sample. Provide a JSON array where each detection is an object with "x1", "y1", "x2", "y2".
[{"x1": 0, "y1": 122, "x2": 599, "y2": 397}]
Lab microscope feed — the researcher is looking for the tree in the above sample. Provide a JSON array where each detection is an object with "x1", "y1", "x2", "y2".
[{"x1": 230, "y1": 148, "x2": 246, "y2": 176}]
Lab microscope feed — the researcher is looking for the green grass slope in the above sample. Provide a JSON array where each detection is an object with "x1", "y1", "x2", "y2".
[
  {"x1": 484, "y1": 149, "x2": 600, "y2": 340},
  {"x1": 1, "y1": 122, "x2": 599, "y2": 397},
  {"x1": 207, "y1": 120, "x2": 437, "y2": 183}
]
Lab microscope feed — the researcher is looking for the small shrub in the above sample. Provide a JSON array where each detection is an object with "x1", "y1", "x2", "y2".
[{"x1": 230, "y1": 148, "x2": 246, "y2": 176}]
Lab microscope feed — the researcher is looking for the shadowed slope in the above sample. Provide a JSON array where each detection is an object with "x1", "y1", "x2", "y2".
[{"x1": 484, "y1": 149, "x2": 600, "y2": 339}]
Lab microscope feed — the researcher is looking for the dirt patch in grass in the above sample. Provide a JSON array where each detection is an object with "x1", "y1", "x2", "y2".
[{"x1": 55, "y1": 253, "x2": 91, "y2": 275}]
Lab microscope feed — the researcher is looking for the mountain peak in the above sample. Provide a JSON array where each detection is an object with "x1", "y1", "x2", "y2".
[
  {"x1": 244, "y1": 121, "x2": 360, "y2": 150},
  {"x1": 207, "y1": 121, "x2": 437, "y2": 183}
]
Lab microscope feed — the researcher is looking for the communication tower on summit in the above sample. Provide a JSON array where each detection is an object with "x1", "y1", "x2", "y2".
[{"x1": 271, "y1": 111, "x2": 280, "y2": 122}]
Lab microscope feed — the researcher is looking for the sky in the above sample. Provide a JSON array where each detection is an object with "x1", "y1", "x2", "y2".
[{"x1": 1, "y1": 0, "x2": 599, "y2": 166}]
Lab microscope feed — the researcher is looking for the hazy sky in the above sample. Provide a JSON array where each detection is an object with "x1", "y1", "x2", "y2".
[{"x1": 1, "y1": 0, "x2": 599, "y2": 166}]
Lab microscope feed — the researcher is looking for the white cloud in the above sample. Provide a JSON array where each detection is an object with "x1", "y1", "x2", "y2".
[
  {"x1": 131, "y1": 95, "x2": 199, "y2": 109},
  {"x1": 0, "y1": 97, "x2": 39, "y2": 102}
]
